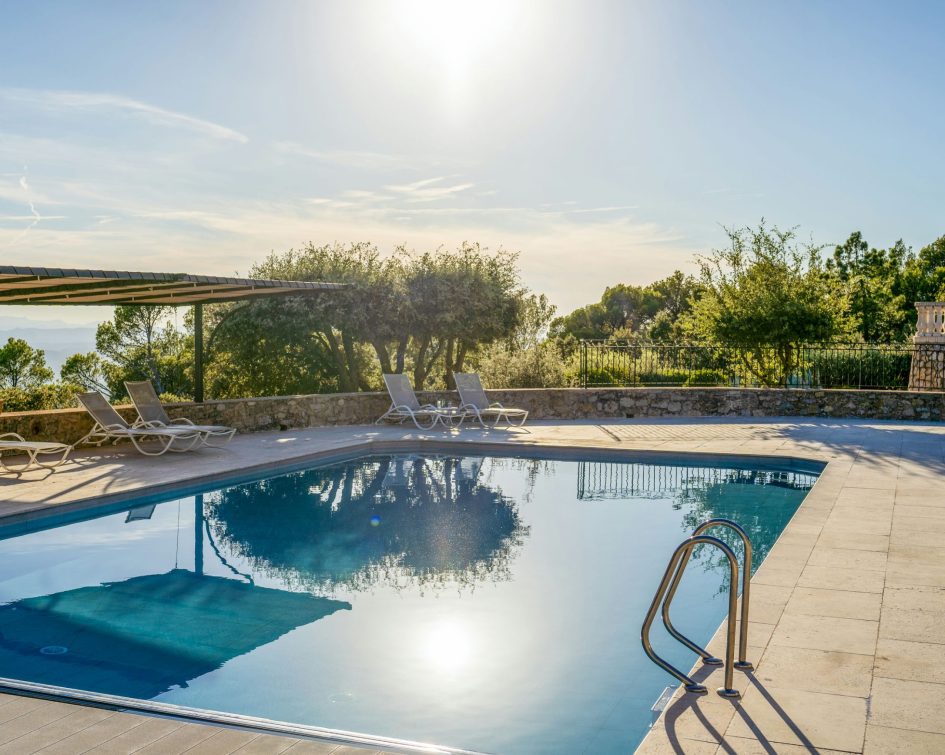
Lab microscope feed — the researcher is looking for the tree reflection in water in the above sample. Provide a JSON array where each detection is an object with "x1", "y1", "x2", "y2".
[
  {"x1": 204, "y1": 455, "x2": 530, "y2": 594},
  {"x1": 576, "y1": 461, "x2": 816, "y2": 590}
]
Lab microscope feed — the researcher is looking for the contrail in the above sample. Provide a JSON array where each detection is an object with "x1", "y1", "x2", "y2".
[{"x1": 4, "y1": 170, "x2": 42, "y2": 248}]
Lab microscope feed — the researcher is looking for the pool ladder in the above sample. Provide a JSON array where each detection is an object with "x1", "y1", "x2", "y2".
[{"x1": 641, "y1": 519, "x2": 753, "y2": 699}]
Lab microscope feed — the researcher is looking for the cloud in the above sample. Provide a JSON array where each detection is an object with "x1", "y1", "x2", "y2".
[
  {"x1": 0, "y1": 87, "x2": 248, "y2": 143},
  {"x1": 272, "y1": 141, "x2": 461, "y2": 171},
  {"x1": 384, "y1": 176, "x2": 475, "y2": 202}
]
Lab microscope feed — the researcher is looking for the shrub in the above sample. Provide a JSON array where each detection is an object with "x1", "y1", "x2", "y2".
[{"x1": 684, "y1": 370, "x2": 728, "y2": 386}]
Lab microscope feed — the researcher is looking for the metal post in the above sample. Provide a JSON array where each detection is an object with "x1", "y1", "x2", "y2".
[
  {"x1": 194, "y1": 494, "x2": 204, "y2": 576},
  {"x1": 194, "y1": 303, "x2": 204, "y2": 403}
]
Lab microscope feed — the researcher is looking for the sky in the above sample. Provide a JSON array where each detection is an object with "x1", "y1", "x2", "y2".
[{"x1": 1, "y1": 0, "x2": 944, "y2": 337}]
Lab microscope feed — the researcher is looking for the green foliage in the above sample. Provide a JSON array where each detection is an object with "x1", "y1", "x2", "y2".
[
  {"x1": 95, "y1": 306, "x2": 193, "y2": 399},
  {"x1": 60, "y1": 352, "x2": 110, "y2": 394},
  {"x1": 239, "y1": 241, "x2": 528, "y2": 392},
  {"x1": 0, "y1": 382, "x2": 82, "y2": 412},
  {"x1": 827, "y1": 232, "x2": 914, "y2": 342},
  {"x1": 0, "y1": 338, "x2": 54, "y2": 388},
  {"x1": 687, "y1": 223, "x2": 852, "y2": 386},
  {"x1": 684, "y1": 369, "x2": 728, "y2": 386},
  {"x1": 807, "y1": 349, "x2": 911, "y2": 390},
  {"x1": 550, "y1": 271, "x2": 700, "y2": 342}
]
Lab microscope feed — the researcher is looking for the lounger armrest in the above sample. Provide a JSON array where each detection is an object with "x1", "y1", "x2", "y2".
[
  {"x1": 103, "y1": 423, "x2": 131, "y2": 432},
  {"x1": 0, "y1": 432, "x2": 26, "y2": 442},
  {"x1": 169, "y1": 418, "x2": 196, "y2": 426},
  {"x1": 488, "y1": 402, "x2": 505, "y2": 409}
]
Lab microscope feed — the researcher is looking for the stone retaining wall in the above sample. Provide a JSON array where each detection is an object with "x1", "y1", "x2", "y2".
[{"x1": 2, "y1": 387, "x2": 944, "y2": 444}]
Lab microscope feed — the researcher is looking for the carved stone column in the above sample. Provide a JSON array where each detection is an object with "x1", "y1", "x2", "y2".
[{"x1": 909, "y1": 302, "x2": 945, "y2": 391}]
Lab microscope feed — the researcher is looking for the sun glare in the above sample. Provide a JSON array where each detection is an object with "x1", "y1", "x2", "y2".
[
  {"x1": 423, "y1": 619, "x2": 473, "y2": 673},
  {"x1": 391, "y1": 0, "x2": 525, "y2": 93}
]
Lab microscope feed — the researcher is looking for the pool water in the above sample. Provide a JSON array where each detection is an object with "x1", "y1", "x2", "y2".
[{"x1": 0, "y1": 452, "x2": 818, "y2": 754}]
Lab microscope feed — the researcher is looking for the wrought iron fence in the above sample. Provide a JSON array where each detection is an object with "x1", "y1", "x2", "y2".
[{"x1": 579, "y1": 341, "x2": 915, "y2": 390}]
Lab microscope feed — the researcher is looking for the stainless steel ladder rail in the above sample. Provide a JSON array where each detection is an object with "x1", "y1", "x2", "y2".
[
  {"x1": 641, "y1": 534, "x2": 742, "y2": 698},
  {"x1": 663, "y1": 519, "x2": 754, "y2": 671}
]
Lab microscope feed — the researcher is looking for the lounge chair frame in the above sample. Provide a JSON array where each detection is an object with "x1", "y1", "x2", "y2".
[
  {"x1": 454, "y1": 373, "x2": 528, "y2": 427},
  {"x1": 0, "y1": 433, "x2": 71, "y2": 473},
  {"x1": 377, "y1": 374, "x2": 444, "y2": 430},
  {"x1": 125, "y1": 381, "x2": 236, "y2": 447},
  {"x1": 75, "y1": 392, "x2": 204, "y2": 456}
]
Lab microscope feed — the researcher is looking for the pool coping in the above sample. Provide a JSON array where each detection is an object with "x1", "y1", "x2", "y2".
[{"x1": 1, "y1": 419, "x2": 944, "y2": 753}]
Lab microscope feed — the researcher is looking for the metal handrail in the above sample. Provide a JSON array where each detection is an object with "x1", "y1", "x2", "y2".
[
  {"x1": 663, "y1": 519, "x2": 754, "y2": 671},
  {"x1": 641, "y1": 534, "x2": 741, "y2": 698}
]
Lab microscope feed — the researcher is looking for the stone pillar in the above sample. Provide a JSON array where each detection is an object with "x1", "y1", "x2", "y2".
[{"x1": 909, "y1": 302, "x2": 945, "y2": 391}]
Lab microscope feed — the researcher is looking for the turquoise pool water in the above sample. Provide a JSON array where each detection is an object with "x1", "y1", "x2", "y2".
[{"x1": 0, "y1": 451, "x2": 818, "y2": 754}]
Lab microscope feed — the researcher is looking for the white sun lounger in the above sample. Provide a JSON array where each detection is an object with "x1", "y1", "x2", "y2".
[
  {"x1": 377, "y1": 374, "x2": 444, "y2": 430},
  {"x1": 125, "y1": 380, "x2": 236, "y2": 447},
  {"x1": 453, "y1": 373, "x2": 528, "y2": 427},
  {"x1": 75, "y1": 391, "x2": 204, "y2": 456},
  {"x1": 0, "y1": 433, "x2": 71, "y2": 474}
]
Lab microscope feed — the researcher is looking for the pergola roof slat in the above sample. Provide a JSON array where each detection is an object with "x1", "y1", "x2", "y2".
[{"x1": 0, "y1": 265, "x2": 346, "y2": 306}]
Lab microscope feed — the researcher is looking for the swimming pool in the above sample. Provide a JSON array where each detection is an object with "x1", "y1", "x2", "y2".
[{"x1": 0, "y1": 450, "x2": 819, "y2": 753}]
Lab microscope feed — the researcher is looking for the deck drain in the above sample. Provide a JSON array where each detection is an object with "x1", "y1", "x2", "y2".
[{"x1": 40, "y1": 646, "x2": 68, "y2": 655}]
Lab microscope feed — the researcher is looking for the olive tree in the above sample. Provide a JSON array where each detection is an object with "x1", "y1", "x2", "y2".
[{"x1": 687, "y1": 223, "x2": 851, "y2": 385}]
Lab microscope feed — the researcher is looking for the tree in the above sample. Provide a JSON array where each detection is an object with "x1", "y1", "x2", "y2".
[
  {"x1": 687, "y1": 223, "x2": 851, "y2": 385},
  {"x1": 239, "y1": 241, "x2": 528, "y2": 392},
  {"x1": 0, "y1": 338, "x2": 54, "y2": 388},
  {"x1": 60, "y1": 352, "x2": 110, "y2": 395},
  {"x1": 95, "y1": 305, "x2": 192, "y2": 398},
  {"x1": 827, "y1": 232, "x2": 913, "y2": 342},
  {"x1": 901, "y1": 234, "x2": 945, "y2": 321},
  {"x1": 549, "y1": 271, "x2": 700, "y2": 343}
]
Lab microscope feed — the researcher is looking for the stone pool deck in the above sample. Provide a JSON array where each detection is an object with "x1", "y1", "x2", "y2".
[{"x1": 0, "y1": 418, "x2": 943, "y2": 754}]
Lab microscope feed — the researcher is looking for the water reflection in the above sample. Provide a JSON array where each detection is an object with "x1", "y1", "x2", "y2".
[
  {"x1": 204, "y1": 455, "x2": 530, "y2": 593},
  {"x1": 576, "y1": 461, "x2": 817, "y2": 581},
  {"x1": 0, "y1": 570, "x2": 350, "y2": 698}
]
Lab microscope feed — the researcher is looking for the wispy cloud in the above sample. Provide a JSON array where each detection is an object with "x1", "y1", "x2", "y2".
[
  {"x1": 385, "y1": 176, "x2": 475, "y2": 202},
  {"x1": 0, "y1": 87, "x2": 248, "y2": 143},
  {"x1": 274, "y1": 142, "x2": 422, "y2": 170}
]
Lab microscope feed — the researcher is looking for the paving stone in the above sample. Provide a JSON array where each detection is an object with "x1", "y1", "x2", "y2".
[
  {"x1": 796, "y1": 563, "x2": 886, "y2": 593},
  {"x1": 864, "y1": 724, "x2": 945, "y2": 754},
  {"x1": 768, "y1": 613, "x2": 878, "y2": 655},
  {"x1": 807, "y1": 545, "x2": 887, "y2": 571},
  {"x1": 754, "y1": 645, "x2": 873, "y2": 697},
  {"x1": 724, "y1": 684, "x2": 867, "y2": 752},
  {"x1": 869, "y1": 677, "x2": 945, "y2": 735},
  {"x1": 783, "y1": 586, "x2": 882, "y2": 620},
  {"x1": 874, "y1": 638, "x2": 945, "y2": 684}
]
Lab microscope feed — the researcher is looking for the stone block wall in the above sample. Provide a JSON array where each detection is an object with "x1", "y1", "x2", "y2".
[
  {"x1": 1, "y1": 387, "x2": 944, "y2": 445},
  {"x1": 908, "y1": 345, "x2": 945, "y2": 391}
]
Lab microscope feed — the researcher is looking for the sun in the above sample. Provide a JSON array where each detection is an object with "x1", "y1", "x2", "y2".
[{"x1": 392, "y1": 0, "x2": 524, "y2": 81}]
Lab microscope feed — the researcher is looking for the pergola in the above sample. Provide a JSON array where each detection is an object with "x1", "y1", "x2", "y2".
[{"x1": 0, "y1": 265, "x2": 347, "y2": 402}]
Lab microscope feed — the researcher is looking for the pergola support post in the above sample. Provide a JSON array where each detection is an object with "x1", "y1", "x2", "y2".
[{"x1": 194, "y1": 302, "x2": 204, "y2": 403}]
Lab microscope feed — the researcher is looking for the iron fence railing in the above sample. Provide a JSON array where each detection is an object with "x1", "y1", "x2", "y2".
[{"x1": 579, "y1": 341, "x2": 916, "y2": 390}]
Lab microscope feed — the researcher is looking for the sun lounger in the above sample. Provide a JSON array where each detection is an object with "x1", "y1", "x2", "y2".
[
  {"x1": 75, "y1": 391, "x2": 204, "y2": 456},
  {"x1": 453, "y1": 373, "x2": 528, "y2": 427},
  {"x1": 125, "y1": 381, "x2": 236, "y2": 447},
  {"x1": 0, "y1": 433, "x2": 71, "y2": 473},
  {"x1": 377, "y1": 374, "x2": 445, "y2": 430}
]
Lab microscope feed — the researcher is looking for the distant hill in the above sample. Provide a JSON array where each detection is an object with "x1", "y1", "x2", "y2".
[{"x1": 0, "y1": 320, "x2": 99, "y2": 375}]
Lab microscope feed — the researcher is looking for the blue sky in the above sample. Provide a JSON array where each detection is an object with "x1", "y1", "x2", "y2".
[{"x1": 1, "y1": 0, "x2": 944, "y2": 331}]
